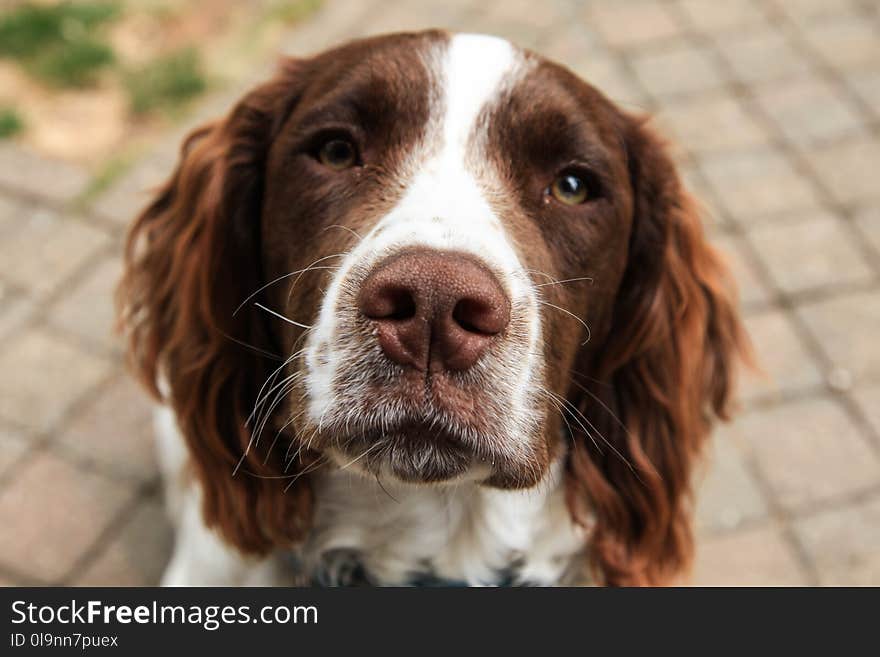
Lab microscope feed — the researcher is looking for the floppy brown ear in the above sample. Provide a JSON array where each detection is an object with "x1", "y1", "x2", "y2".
[
  {"x1": 117, "y1": 59, "x2": 314, "y2": 554},
  {"x1": 565, "y1": 116, "x2": 750, "y2": 585}
]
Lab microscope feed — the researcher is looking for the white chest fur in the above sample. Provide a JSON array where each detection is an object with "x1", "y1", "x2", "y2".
[
  {"x1": 156, "y1": 407, "x2": 587, "y2": 586},
  {"x1": 298, "y1": 461, "x2": 587, "y2": 586}
]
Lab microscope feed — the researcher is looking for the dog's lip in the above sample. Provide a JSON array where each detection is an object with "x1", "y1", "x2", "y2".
[
  {"x1": 340, "y1": 418, "x2": 468, "y2": 448},
  {"x1": 331, "y1": 418, "x2": 483, "y2": 483}
]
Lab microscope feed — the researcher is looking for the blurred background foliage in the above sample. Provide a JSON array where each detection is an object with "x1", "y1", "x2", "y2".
[{"x1": 0, "y1": 0, "x2": 321, "y2": 172}]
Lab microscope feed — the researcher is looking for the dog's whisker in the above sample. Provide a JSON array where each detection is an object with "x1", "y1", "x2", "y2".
[
  {"x1": 543, "y1": 387, "x2": 638, "y2": 475},
  {"x1": 233, "y1": 252, "x2": 346, "y2": 316},
  {"x1": 534, "y1": 276, "x2": 594, "y2": 288},
  {"x1": 538, "y1": 300, "x2": 592, "y2": 345},
  {"x1": 539, "y1": 387, "x2": 602, "y2": 454},
  {"x1": 254, "y1": 302, "x2": 312, "y2": 329},
  {"x1": 338, "y1": 441, "x2": 382, "y2": 471},
  {"x1": 254, "y1": 377, "x2": 300, "y2": 449},
  {"x1": 262, "y1": 410, "x2": 306, "y2": 466},
  {"x1": 283, "y1": 454, "x2": 329, "y2": 492},
  {"x1": 538, "y1": 388, "x2": 583, "y2": 453},
  {"x1": 322, "y1": 224, "x2": 364, "y2": 242},
  {"x1": 248, "y1": 351, "x2": 305, "y2": 427},
  {"x1": 235, "y1": 373, "x2": 302, "y2": 477},
  {"x1": 216, "y1": 328, "x2": 283, "y2": 361},
  {"x1": 285, "y1": 251, "x2": 350, "y2": 306},
  {"x1": 567, "y1": 377, "x2": 631, "y2": 437}
]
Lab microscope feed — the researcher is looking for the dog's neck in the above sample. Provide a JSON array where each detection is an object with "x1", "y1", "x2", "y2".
[{"x1": 296, "y1": 458, "x2": 588, "y2": 586}]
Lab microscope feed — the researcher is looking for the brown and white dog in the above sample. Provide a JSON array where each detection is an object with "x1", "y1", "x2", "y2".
[{"x1": 118, "y1": 31, "x2": 748, "y2": 586}]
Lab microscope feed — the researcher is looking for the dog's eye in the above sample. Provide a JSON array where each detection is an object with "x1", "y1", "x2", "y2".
[
  {"x1": 317, "y1": 138, "x2": 357, "y2": 170},
  {"x1": 550, "y1": 173, "x2": 589, "y2": 205}
]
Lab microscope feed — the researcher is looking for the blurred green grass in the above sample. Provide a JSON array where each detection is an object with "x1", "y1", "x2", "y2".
[
  {"x1": 0, "y1": 2, "x2": 119, "y2": 87},
  {"x1": 0, "y1": 107, "x2": 25, "y2": 139},
  {"x1": 124, "y1": 48, "x2": 207, "y2": 116},
  {"x1": 0, "y1": 0, "x2": 321, "y2": 148}
]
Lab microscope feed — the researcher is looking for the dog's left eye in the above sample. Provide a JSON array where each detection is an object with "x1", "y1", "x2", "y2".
[
  {"x1": 317, "y1": 138, "x2": 357, "y2": 170},
  {"x1": 549, "y1": 173, "x2": 589, "y2": 205}
]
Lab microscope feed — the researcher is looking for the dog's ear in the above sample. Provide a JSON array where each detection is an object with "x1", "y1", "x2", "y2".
[
  {"x1": 565, "y1": 116, "x2": 750, "y2": 585},
  {"x1": 117, "y1": 59, "x2": 315, "y2": 554}
]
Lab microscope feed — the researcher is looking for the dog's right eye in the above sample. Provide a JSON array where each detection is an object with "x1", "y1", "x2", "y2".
[
  {"x1": 317, "y1": 138, "x2": 357, "y2": 170},
  {"x1": 550, "y1": 173, "x2": 589, "y2": 205}
]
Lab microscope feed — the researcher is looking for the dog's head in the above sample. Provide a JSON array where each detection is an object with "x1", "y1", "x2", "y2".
[{"x1": 119, "y1": 31, "x2": 747, "y2": 585}]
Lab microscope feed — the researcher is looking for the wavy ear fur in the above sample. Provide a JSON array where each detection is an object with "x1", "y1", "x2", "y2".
[
  {"x1": 566, "y1": 117, "x2": 750, "y2": 585},
  {"x1": 118, "y1": 60, "x2": 313, "y2": 554}
]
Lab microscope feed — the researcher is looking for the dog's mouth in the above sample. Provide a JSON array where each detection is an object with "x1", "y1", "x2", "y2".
[{"x1": 326, "y1": 419, "x2": 490, "y2": 484}]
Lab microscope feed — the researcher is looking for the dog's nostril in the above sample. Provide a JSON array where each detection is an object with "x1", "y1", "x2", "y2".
[
  {"x1": 387, "y1": 291, "x2": 416, "y2": 320},
  {"x1": 363, "y1": 286, "x2": 417, "y2": 321},
  {"x1": 452, "y1": 298, "x2": 503, "y2": 335}
]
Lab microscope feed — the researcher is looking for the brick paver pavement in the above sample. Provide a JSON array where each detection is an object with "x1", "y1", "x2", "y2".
[{"x1": 0, "y1": 0, "x2": 878, "y2": 586}]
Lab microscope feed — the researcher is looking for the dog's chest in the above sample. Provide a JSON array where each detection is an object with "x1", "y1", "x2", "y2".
[{"x1": 295, "y1": 466, "x2": 587, "y2": 586}]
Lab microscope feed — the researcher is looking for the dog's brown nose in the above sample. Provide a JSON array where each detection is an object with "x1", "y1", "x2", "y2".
[{"x1": 358, "y1": 251, "x2": 510, "y2": 372}]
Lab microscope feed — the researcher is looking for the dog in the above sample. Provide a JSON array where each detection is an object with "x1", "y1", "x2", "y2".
[{"x1": 118, "y1": 30, "x2": 748, "y2": 586}]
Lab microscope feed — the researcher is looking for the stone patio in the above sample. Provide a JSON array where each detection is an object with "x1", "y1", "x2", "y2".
[{"x1": 0, "y1": 0, "x2": 878, "y2": 586}]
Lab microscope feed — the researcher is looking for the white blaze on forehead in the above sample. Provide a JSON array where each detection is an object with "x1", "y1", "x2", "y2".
[
  {"x1": 304, "y1": 34, "x2": 541, "y2": 434},
  {"x1": 442, "y1": 34, "x2": 519, "y2": 154},
  {"x1": 352, "y1": 33, "x2": 532, "y2": 299}
]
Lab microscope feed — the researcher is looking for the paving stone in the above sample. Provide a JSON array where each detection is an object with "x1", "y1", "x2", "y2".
[
  {"x1": 461, "y1": 20, "x2": 545, "y2": 52},
  {"x1": 852, "y1": 384, "x2": 880, "y2": 439},
  {"x1": 538, "y1": 22, "x2": 603, "y2": 65},
  {"x1": 692, "y1": 525, "x2": 807, "y2": 585},
  {"x1": 746, "y1": 212, "x2": 874, "y2": 295},
  {"x1": 0, "y1": 207, "x2": 110, "y2": 296},
  {"x1": 0, "y1": 144, "x2": 89, "y2": 205},
  {"x1": 800, "y1": 14, "x2": 880, "y2": 71},
  {"x1": 0, "y1": 426, "x2": 30, "y2": 478},
  {"x1": 655, "y1": 92, "x2": 770, "y2": 155},
  {"x1": 804, "y1": 136, "x2": 880, "y2": 205},
  {"x1": 47, "y1": 256, "x2": 123, "y2": 352},
  {"x1": 716, "y1": 27, "x2": 814, "y2": 84},
  {"x1": 753, "y1": 77, "x2": 865, "y2": 147},
  {"x1": 771, "y1": 0, "x2": 859, "y2": 27},
  {"x1": 587, "y1": 2, "x2": 683, "y2": 49},
  {"x1": 479, "y1": 0, "x2": 570, "y2": 31},
  {"x1": 0, "y1": 195, "x2": 22, "y2": 235},
  {"x1": 733, "y1": 398, "x2": 880, "y2": 512},
  {"x1": 676, "y1": 0, "x2": 767, "y2": 33},
  {"x1": 0, "y1": 330, "x2": 113, "y2": 433},
  {"x1": 90, "y1": 147, "x2": 178, "y2": 228},
  {"x1": 73, "y1": 499, "x2": 173, "y2": 586},
  {"x1": 57, "y1": 376, "x2": 157, "y2": 480},
  {"x1": 0, "y1": 284, "x2": 35, "y2": 342},
  {"x1": 570, "y1": 53, "x2": 647, "y2": 109},
  {"x1": 854, "y1": 205, "x2": 880, "y2": 255},
  {"x1": 737, "y1": 310, "x2": 824, "y2": 403},
  {"x1": 0, "y1": 450, "x2": 138, "y2": 582},
  {"x1": 680, "y1": 164, "x2": 728, "y2": 228},
  {"x1": 845, "y1": 69, "x2": 880, "y2": 117},
  {"x1": 797, "y1": 290, "x2": 880, "y2": 384},
  {"x1": 696, "y1": 427, "x2": 768, "y2": 533},
  {"x1": 793, "y1": 494, "x2": 880, "y2": 586},
  {"x1": 359, "y1": 0, "x2": 472, "y2": 36},
  {"x1": 709, "y1": 233, "x2": 772, "y2": 307},
  {"x1": 631, "y1": 43, "x2": 726, "y2": 100},
  {"x1": 278, "y1": 0, "x2": 384, "y2": 56},
  {"x1": 698, "y1": 148, "x2": 822, "y2": 223}
]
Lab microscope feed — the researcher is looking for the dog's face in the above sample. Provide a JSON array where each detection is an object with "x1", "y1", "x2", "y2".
[
  {"x1": 120, "y1": 30, "x2": 746, "y2": 584},
  {"x1": 260, "y1": 33, "x2": 632, "y2": 486}
]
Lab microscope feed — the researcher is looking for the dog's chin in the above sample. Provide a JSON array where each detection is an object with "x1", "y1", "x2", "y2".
[{"x1": 324, "y1": 422, "x2": 493, "y2": 485}]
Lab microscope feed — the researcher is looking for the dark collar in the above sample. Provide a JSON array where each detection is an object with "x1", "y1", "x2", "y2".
[{"x1": 304, "y1": 549, "x2": 544, "y2": 587}]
